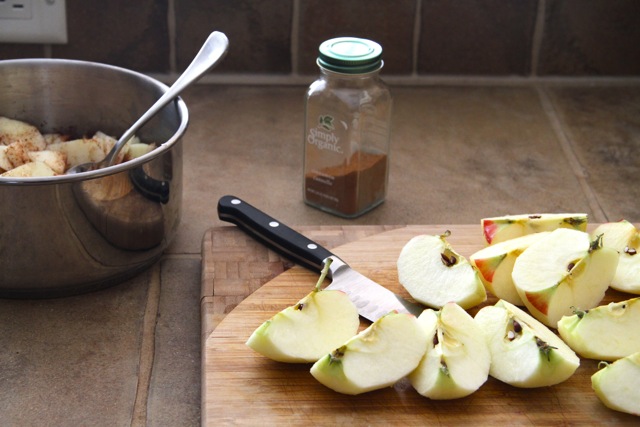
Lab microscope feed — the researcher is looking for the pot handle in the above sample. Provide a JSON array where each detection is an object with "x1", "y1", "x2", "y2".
[{"x1": 129, "y1": 167, "x2": 170, "y2": 204}]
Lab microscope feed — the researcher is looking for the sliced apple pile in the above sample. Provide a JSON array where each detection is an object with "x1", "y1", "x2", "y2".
[
  {"x1": 481, "y1": 213, "x2": 588, "y2": 245},
  {"x1": 245, "y1": 215, "x2": 640, "y2": 408},
  {"x1": 511, "y1": 228, "x2": 618, "y2": 328},
  {"x1": 409, "y1": 302, "x2": 490, "y2": 399},
  {"x1": 592, "y1": 220, "x2": 640, "y2": 294},
  {"x1": 470, "y1": 232, "x2": 548, "y2": 306},
  {"x1": 246, "y1": 259, "x2": 359, "y2": 363},
  {"x1": 397, "y1": 231, "x2": 486, "y2": 310},
  {"x1": 591, "y1": 352, "x2": 640, "y2": 416},
  {"x1": 310, "y1": 311, "x2": 427, "y2": 395},
  {"x1": 557, "y1": 297, "x2": 640, "y2": 361},
  {"x1": 0, "y1": 116, "x2": 155, "y2": 176},
  {"x1": 477, "y1": 215, "x2": 640, "y2": 414},
  {"x1": 475, "y1": 299, "x2": 580, "y2": 388}
]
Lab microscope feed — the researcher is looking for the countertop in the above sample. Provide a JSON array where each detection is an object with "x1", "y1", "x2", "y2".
[{"x1": 2, "y1": 82, "x2": 640, "y2": 426}]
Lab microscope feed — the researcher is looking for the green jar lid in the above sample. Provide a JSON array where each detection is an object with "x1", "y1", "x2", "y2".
[{"x1": 317, "y1": 37, "x2": 383, "y2": 74}]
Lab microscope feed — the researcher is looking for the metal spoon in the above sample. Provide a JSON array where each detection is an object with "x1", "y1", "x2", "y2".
[{"x1": 67, "y1": 31, "x2": 229, "y2": 174}]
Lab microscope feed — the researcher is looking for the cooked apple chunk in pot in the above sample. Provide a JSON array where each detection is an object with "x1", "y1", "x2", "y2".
[
  {"x1": 1, "y1": 161, "x2": 57, "y2": 177},
  {"x1": 0, "y1": 116, "x2": 46, "y2": 151}
]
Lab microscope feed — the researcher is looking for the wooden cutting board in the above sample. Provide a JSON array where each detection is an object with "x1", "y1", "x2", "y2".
[{"x1": 201, "y1": 225, "x2": 638, "y2": 426}]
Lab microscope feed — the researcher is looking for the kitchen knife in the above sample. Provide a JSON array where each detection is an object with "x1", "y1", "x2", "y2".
[{"x1": 217, "y1": 195, "x2": 424, "y2": 322}]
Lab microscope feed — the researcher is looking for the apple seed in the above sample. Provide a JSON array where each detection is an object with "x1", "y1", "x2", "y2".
[
  {"x1": 440, "y1": 251, "x2": 458, "y2": 267},
  {"x1": 506, "y1": 319, "x2": 522, "y2": 341},
  {"x1": 513, "y1": 320, "x2": 522, "y2": 333},
  {"x1": 624, "y1": 246, "x2": 637, "y2": 256}
]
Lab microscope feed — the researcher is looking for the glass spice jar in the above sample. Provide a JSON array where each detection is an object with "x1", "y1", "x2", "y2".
[{"x1": 303, "y1": 37, "x2": 392, "y2": 218}]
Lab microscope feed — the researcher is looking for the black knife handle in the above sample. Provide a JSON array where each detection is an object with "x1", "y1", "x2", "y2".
[
  {"x1": 217, "y1": 195, "x2": 334, "y2": 273},
  {"x1": 129, "y1": 167, "x2": 170, "y2": 204}
]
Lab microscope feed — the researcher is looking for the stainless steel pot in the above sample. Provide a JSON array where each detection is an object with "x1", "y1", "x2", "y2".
[{"x1": 0, "y1": 59, "x2": 188, "y2": 298}]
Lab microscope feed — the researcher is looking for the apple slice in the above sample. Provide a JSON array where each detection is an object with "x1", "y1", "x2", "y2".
[
  {"x1": 0, "y1": 145, "x2": 13, "y2": 172},
  {"x1": 470, "y1": 232, "x2": 548, "y2": 305},
  {"x1": 557, "y1": 297, "x2": 640, "y2": 361},
  {"x1": 474, "y1": 299, "x2": 580, "y2": 388},
  {"x1": 310, "y1": 311, "x2": 427, "y2": 395},
  {"x1": 512, "y1": 228, "x2": 618, "y2": 327},
  {"x1": 124, "y1": 142, "x2": 156, "y2": 162},
  {"x1": 591, "y1": 352, "x2": 640, "y2": 416},
  {"x1": 397, "y1": 232, "x2": 486, "y2": 310},
  {"x1": 28, "y1": 150, "x2": 67, "y2": 175},
  {"x1": 592, "y1": 220, "x2": 640, "y2": 294},
  {"x1": 246, "y1": 259, "x2": 359, "y2": 363},
  {"x1": 481, "y1": 213, "x2": 587, "y2": 245},
  {"x1": 48, "y1": 137, "x2": 107, "y2": 168},
  {"x1": 5, "y1": 140, "x2": 37, "y2": 168},
  {"x1": 43, "y1": 133, "x2": 70, "y2": 146},
  {"x1": 409, "y1": 302, "x2": 490, "y2": 399},
  {"x1": 92, "y1": 131, "x2": 119, "y2": 153},
  {"x1": 1, "y1": 161, "x2": 57, "y2": 177},
  {"x1": 0, "y1": 116, "x2": 46, "y2": 151}
]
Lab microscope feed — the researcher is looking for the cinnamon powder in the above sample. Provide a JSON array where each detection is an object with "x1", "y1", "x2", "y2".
[{"x1": 304, "y1": 150, "x2": 387, "y2": 217}]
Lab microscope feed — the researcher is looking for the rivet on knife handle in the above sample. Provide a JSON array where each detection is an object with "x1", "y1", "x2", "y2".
[{"x1": 217, "y1": 195, "x2": 334, "y2": 273}]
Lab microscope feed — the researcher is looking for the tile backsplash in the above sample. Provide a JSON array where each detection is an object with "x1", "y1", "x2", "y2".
[{"x1": 1, "y1": 0, "x2": 639, "y2": 82}]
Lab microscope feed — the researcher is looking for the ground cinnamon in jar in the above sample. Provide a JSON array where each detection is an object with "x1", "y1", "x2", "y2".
[
  {"x1": 303, "y1": 37, "x2": 392, "y2": 218},
  {"x1": 304, "y1": 150, "x2": 388, "y2": 217}
]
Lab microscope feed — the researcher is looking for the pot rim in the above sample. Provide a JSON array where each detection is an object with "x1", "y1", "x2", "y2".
[{"x1": 0, "y1": 58, "x2": 189, "y2": 186}]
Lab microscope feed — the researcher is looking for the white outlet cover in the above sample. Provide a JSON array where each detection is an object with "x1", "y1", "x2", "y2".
[{"x1": 0, "y1": 0, "x2": 67, "y2": 44}]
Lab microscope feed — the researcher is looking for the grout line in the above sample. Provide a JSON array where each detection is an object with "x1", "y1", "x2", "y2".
[
  {"x1": 290, "y1": 0, "x2": 300, "y2": 76},
  {"x1": 161, "y1": 253, "x2": 202, "y2": 260},
  {"x1": 167, "y1": 0, "x2": 177, "y2": 73},
  {"x1": 43, "y1": 44, "x2": 52, "y2": 58},
  {"x1": 411, "y1": 0, "x2": 422, "y2": 77},
  {"x1": 130, "y1": 263, "x2": 162, "y2": 427},
  {"x1": 146, "y1": 71, "x2": 640, "y2": 86},
  {"x1": 536, "y1": 86, "x2": 608, "y2": 222},
  {"x1": 530, "y1": 0, "x2": 546, "y2": 77}
]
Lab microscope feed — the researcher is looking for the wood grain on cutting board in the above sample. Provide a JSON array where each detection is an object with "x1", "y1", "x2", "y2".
[{"x1": 201, "y1": 225, "x2": 638, "y2": 426}]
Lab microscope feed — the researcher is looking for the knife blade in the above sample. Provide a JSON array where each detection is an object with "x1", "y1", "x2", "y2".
[{"x1": 217, "y1": 195, "x2": 424, "y2": 322}]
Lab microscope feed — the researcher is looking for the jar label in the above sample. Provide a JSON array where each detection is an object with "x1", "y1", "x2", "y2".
[{"x1": 306, "y1": 115, "x2": 343, "y2": 154}]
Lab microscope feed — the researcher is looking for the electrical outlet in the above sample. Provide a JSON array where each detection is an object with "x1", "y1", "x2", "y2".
[{"x1": 0, "y1": 0, "x2": 67, "y2": 44}]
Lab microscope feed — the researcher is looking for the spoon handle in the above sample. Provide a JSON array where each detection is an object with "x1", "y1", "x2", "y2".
[{"x1": 104, "y1": 31, "x2": 229, "y2": 166}]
